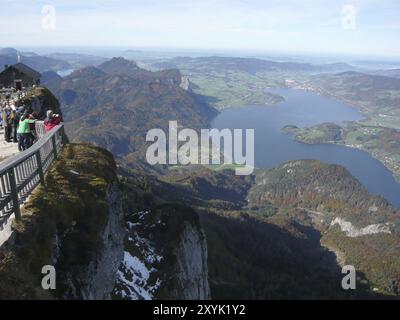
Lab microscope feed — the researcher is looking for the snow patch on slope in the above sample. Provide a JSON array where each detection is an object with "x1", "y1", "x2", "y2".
[
  {"x1": 115, "y1": 251, "x2": 161, "y2": 300},
  {"x1": 113, "y1": 211, "x2": 162, "y2": 300}
]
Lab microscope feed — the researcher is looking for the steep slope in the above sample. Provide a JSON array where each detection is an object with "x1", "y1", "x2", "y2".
[
  {"x1": 147, "y1": 161, "x2": 400, "y2": 298},
  {"x1": 112, "y1": 168, "x2": 211, "y2": 300},
  {"x1": 149, "y1": 166, "x2": 349, "y2": 298},
  {"x1": 0, "y1": 144, "x2": 212, "y2": 300},
  {"x1": 113, "y1": 205, "x2": 210, "y2": 300},
  {"x1": 0, "y1": 144, "x2": 125, "y2": 299},
  {"x1": 249, "y1": 160, "x2": 400, "y2": 296},
  {"x1": 41, "y1": 70, "x2": 63, "y2": 86}
]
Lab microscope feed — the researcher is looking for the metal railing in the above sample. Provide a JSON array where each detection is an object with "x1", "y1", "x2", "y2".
[
  {"x1": 35, "y1": 121, "x2": 47, "y2": 138},
  {"x1": 0, "y1": 122, "x2": 66, "y2": 228}
]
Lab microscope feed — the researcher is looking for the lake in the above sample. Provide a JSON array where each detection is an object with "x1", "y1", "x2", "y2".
[
  {"x1": 57, "y1": 69, "x2": 75, "y2": 77},
  {"x1": 211, "y1": 88, "x2": 400, "y2": 208}
]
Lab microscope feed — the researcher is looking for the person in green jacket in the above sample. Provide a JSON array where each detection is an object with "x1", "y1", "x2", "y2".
[{"x1": 17, "y1": 113, "x2": 36, "y2": 151}]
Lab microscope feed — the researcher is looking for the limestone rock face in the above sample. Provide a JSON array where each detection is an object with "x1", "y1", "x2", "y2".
[
  {"x1": 113, "y1": 206, "x2": 210, "y2": 300},
  {"x1": 168, "y1": 221, "x2": 210, "y2": 300},
  {"x1": 0, "y1": 144, "x2": 126, "y2": 300},
  {"x1": 63, "y1": 183, "x2": 125, "y2": 299},
  {"x1": 179, "y1": 75, "x2": 193, "y2": 92}
]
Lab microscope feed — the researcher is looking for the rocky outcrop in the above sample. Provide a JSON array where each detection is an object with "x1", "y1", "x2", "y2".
[
  {"x1": 330, "y1": 217, "x2": 393, "y2": 238},
  {"x1": 179, "y1": 75, "x2": 193, "y2": 92},
  {"x1": 62, "y1": 183, "x2": 125, "y2": 299},
  {"x1": 0, "y1": 144, "x2": 125, "y2": 300},
  {"x1": 113, "y1": 205, "x2": 210, "y2": 300},
  {"x1": 167, "y1": 220, "x2": 210, "y2": 299},
  {"x1": 18, "y1": 86, "x2": 62, "y2": 117}
]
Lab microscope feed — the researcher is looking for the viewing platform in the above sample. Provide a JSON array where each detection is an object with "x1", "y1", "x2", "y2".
[
  {"x1": 0, "y1": 64, "x2": 68, "y2": 247},
  {"x1": 0, "y1": 121, "x2": 66, "y2": 247}
]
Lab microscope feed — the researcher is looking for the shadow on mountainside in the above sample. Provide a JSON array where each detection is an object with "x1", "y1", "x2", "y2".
[{"x1": 199, "y1": 211, "x2": 382, "y2": 299}]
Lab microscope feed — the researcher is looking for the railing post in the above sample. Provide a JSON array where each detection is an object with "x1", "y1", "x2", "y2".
[
  {"x1": 60, "y1": 125, "x2": 68, "y2": 144},
  {"x1": 36, "y1": 151, "x2": 45, "y2": 186},
  {"x1": 52, "y1": 134, "x2": 58, "y2": 158},
  {"x1": 8, "y1": 168, "x2": 21, "y2": 222}
]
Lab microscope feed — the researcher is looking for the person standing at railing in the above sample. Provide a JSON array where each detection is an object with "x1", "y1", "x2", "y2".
[
  {"x1": 44, "y1": 110, "x2": 62, "y2": 133},
  {"x1": 10, "y1": 105, "x2": 19, "y2": 144},
  {"x1": 2, "y1": 105, "x2": 12, "y2": 143},
  {"x1": 17, "y1": 112, "x2": 36, "y2": 151},
  {"x1": 0, "y1": 103, "x2": 4, "y2": 130},
  {"x1": 28, "y1": 112, "x2": 39, "y2": 143}
]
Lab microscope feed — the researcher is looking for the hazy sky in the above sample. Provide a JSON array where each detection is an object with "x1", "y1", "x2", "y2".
[{"x1": 1, "y1": 0, "x2": 399, "y2": 56}]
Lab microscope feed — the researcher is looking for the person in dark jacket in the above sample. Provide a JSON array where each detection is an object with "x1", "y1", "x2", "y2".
[
  {"x1": 2, "y1": 106, "x2": 12, "y2": 142},
  {"x1": 11, "y1": 107, "x2": 19, "y2": 143}
]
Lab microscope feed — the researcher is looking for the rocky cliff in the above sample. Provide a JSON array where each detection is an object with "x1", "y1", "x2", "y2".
[
  {"x1": 113, "y1": 204, "x2": 210, "y2": 300},
  {"x1": 19, "y1": 86, "x2": 63, "y2": 118},
  {"x1": 0, "y1": 144, "x2": 211, "y2": 300},
  {"x1": 0, "y1": 143, "x2": 125, "y2": 299},
  {"x1": 61, "y1": 182, "x2": 125, "y2": 299},
  {"x1": 167, "y1": 219, "x2": 210, "y2": 299}
]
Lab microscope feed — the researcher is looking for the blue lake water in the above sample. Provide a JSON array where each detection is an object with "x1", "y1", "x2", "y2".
[
  {"x1": 211, "y1": 88, "x2": 400, "y2": 208},
  {"x1": 57, "y1": 69, "x2": 75, "y2": 77}
]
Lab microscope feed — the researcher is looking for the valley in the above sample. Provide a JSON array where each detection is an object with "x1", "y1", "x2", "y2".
[
  {"x1": 2, "y1": 0, "x2": 400, "y2": 304},
  {"x1": 147, "y1": 56, "x2": 337, "y2": 109},
  {"x1": 44, "y1": 55, "x2": 400, "y2": 297},
  {"x1": 2, "y1": 50, "x2": 400, "y2": 299},
  {"x1": 143, "y1": 56, "x2": 400, "y2": 194},
  {"x1": 156, "y1": 161, "x2": 400, "y2": 297}
]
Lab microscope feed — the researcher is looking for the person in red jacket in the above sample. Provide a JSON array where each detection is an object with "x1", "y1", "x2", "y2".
[{"x1": 44, "y1": 110, "x2": 62, "y2": 133}]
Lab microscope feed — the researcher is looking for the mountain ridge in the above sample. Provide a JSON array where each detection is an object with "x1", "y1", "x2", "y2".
[{"x1": 44, "y1": 58, "x2": 217, "y2": 165}]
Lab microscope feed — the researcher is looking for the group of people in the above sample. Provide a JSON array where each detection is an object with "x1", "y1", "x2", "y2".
[{"x1": 1, "y1": 102, "x2": 62, "y2": 152}]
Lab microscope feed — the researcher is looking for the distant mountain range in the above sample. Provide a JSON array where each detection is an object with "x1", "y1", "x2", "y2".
[
  {"x1": 370, "y1": 69, "x2": 400, "y2": 79},
  {"x1": 0, "y1": 47, "x2": 71, "y2": 73},
  {"x1": 153, "y1": 56, "x2": 361, "y2": 74},
  {"x1": 0, "y1": 48, "x2": 109, "y2": 73},
  {"x1": 45, "y1": 52, "x2": 107, "y2": 69}
]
